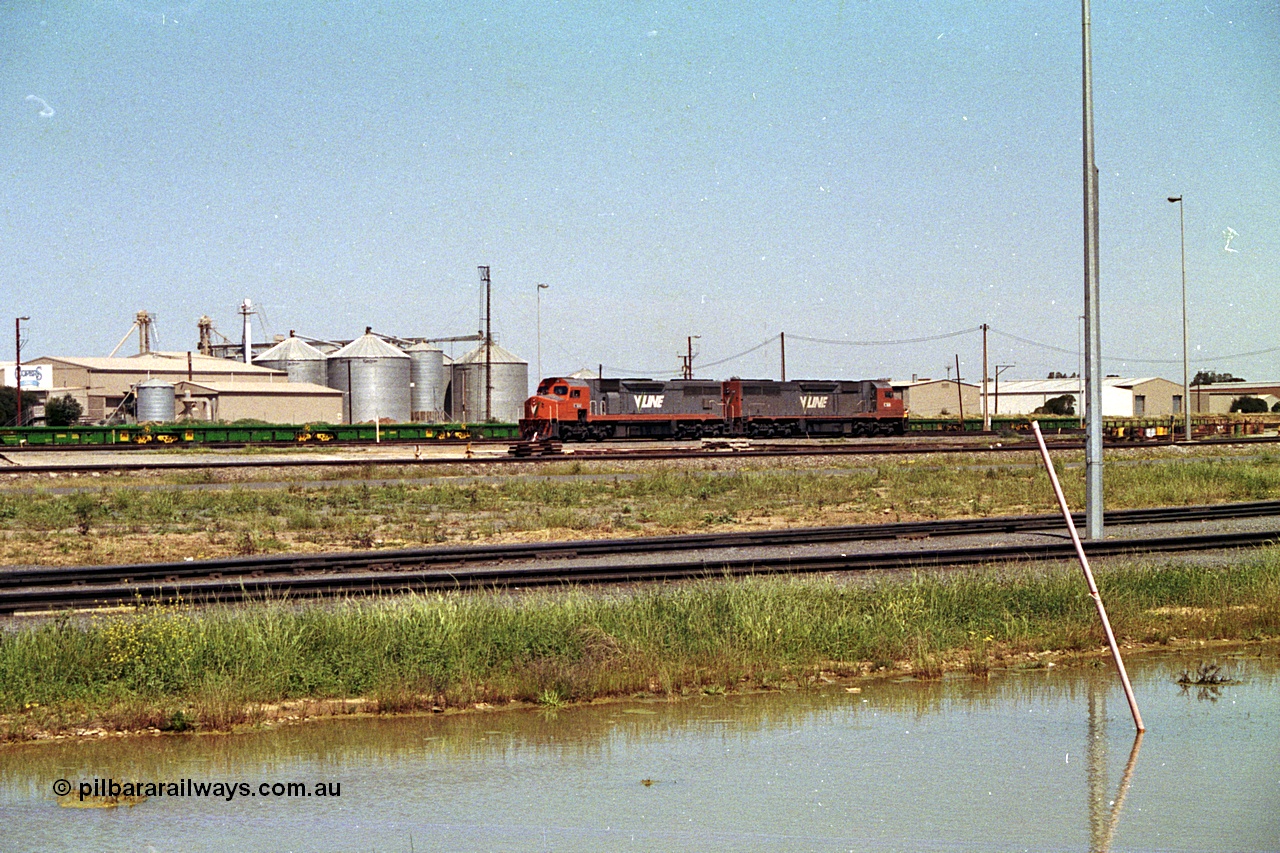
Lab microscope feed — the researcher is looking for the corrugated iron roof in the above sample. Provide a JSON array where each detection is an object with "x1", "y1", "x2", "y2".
[
  {"x1": 254, "y1": 336, "x2": 328, "y2": 362},
  {"x1": 176, "y1": 380, "x2": 341, "y2": 395},
  {"x1": 33, "y1": 354, "x2": 285, "y2": 376},
  {"x1": 328, "y1": 333, "x2": 410, "y2": 360},
  {"x1": 456, "y1": 341, "x2": 527, "y2": 365}
]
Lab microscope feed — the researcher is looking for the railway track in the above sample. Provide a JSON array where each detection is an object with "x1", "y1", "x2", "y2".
[
  {"x1": 3, "y1": 501, "x2": 1278, "y2": 614},
  {"x1": 6, "y1": 433, "x2": 1277, "y2": 476}
]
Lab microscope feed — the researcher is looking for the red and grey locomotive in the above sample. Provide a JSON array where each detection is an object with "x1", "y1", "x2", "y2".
[{"x1": 520, "y1": 376, "x2": 904, "y2": 440}]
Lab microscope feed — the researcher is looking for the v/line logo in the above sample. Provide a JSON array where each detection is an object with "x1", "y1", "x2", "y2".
[
  {"x1": 633, "y1": 394, "x2": 666, "y2": 409},
  {"x1": 799, "y1": 395, "x2": 829, "y2": 410}
]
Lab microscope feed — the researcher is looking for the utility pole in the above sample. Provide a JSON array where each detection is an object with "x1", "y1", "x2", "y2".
[
  {"x1": 14, "y1": 317, "x2": 30, "y2": 427},
  {"x1": 478, "y1": 266, "x2": 492, "y2": 422},
  {"x1": 981, "y1": 323, "x2": 990, "y2": 431},
  {"x1": 780, "y1": 332, "x2": 786, "y2": 382},
  {"x1": 1082, "y1": 0, "x2": 1105, "y2": 539},
  {"x1": 954, "y1": 354, "x2": 965, "y2": 427}
]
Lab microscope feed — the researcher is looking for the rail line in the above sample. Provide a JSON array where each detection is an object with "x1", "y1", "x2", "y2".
[
  {"x1": 3, "y1": 501, "x2": 1278, "y2": 614},
  {"x1": 6, "y1": 433, "x2": 1278, "y2": 476}
]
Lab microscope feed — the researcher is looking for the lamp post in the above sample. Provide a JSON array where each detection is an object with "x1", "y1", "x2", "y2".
[
  {"x1": 994, "y1": 364, "x2": 1015, "y2": 415},
  {"x1": 1168, "y1": 196, "x2": 1191, "y2": 441},
  {"x1": 1081, "y1": 0, "x2": 1104, "y2": 539},
  {"x1": 536, "y1": 283, "x2": 548, "y2": 383},
  {"x1": 14, "y1": 317, "x2": 30, "y2": 427},
  {"x1": 683, "y1": 335, "x2": 700, "y2": 379}
]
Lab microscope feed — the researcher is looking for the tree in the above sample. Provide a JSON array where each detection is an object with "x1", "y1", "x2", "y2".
[
  {"x1": 0, "y1": 387, "x2": 38, "y2": 426},
  {"x1": 1273, "y1": 401, "x2": 1280, "y2": 413},
  {"x1": 1229, "y1": 396, "x2": 1268, "y2": 414},
  {"x1": 1034, "y1": 395, "x2": 1076, "y2": 416},
  {"x1": 1193, "y1": 370, "x2": 1245, "y2": 385},
  {"x1": 45, "y1": 395, "x2": 84, "y2": 427}
]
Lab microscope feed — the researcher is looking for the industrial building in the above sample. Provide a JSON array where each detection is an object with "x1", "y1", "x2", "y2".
[
  {"x1": 25, "y1": 353, "x2": 290, "y2": 422},
  {"x1": 1190, "y1": 381, "x2": 1280, "y2": 413},
  {"x1": 173, "y1": 380, "x2": 342, "y2": 423},
  {"x1": 890, "y1": 378, "x2": 981, "y2": 418},
  {"x1": 982, "y1": 377, "x2": 1184, "y2": 418}
]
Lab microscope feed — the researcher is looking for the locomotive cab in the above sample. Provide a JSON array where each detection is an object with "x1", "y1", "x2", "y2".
[{"x1": 520, "y1": 378, "x2": 592, "y2": 439}]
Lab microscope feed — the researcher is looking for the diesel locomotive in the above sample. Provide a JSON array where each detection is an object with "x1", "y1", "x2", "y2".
[{"x1": 520, "y1": 376, "x2": 905, "y2": 440}]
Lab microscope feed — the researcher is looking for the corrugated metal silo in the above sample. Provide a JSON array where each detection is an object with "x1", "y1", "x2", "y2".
[
  {"x1": 326, "y1": 330, "x2": 411, "y2": 423},
  {"x1": 406, "y1": 342, "x2": 446, "y2": 422},
  {"x1": 453, "y1": 341, "x2": 528, "y2": 423},
  {"x1": 135, "y1": 378, "x2": 176, "y2": 423},
  {"x1": 254, "y1": 334, "x2": 328, "y2": 386}
]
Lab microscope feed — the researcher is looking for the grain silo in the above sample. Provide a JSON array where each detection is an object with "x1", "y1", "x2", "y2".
[
  {"x1": 406, "y1": 342, "x2": 446, "y2": 422},
  {"x1": 452, "y1": 341, "x2": 528, "y2": 423},
  {"x1": 135, "y1": 378, "x2": 176, "y2": 423},
  {"x1": 326, "y1": 329, "x2": 411, "y2": 423},
  {"x1": 254, "y1": 334, "x2": 328, "y2": 386}
]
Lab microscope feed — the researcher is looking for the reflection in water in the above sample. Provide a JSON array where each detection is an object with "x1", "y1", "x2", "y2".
[
  {"x1": 0, "y1": 649, "x2": 1275, "y2": 852},
  {"x1": 1087, "y1": 685, "x2": 1143, "y2": 853}
]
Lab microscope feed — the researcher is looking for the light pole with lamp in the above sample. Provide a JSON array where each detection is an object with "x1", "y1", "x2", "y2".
[
  {"x1": 535, "y1": 283, "x2": 549, "y2": 383},
  {"x1": 1168, "y1": 196, "x2": 1191, "y2": 442},
  {"x1": 14, "y1": 317, "x2": 30, "y2": 427},
  {"x1": 994, "y1": 364, "x2": 1015, "y2": 415}
]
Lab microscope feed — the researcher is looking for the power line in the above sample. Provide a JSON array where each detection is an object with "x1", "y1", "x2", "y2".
[
  {"x1": 699, "y1": 334, "x2": 781, "y2": 369},
  {"x1": 989, "y1": 326, "x2": 1280, "y2": 366},
  {"x1": 788, "y1": 327, "x2": 979, "y2": 346}
]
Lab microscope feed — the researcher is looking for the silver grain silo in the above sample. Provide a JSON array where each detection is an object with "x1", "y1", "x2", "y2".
[
  {"x1": 453, "y1": 341, "x2": 529, "y2": 423},
  {"x1": 406, "y1": 342, "x2": 445, "y2": 422},
  {"x1": 254, "y1": 334, "x2": 328, "y2": 386},
  {"x1": 135, "y1": 378, "x2": 176, "y2": 423},
  {"x1": 326, "y1": 329, "x2": 411, "y2": 424}
]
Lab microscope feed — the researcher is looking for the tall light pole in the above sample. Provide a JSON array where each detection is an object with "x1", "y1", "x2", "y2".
[
  {"x1": 1082, "y1": 0, "x2": 1104, "y2": 539},
  {"x1": 536, "y1": 283, "x2": 548, "y2": 383},
  {"x1": 1168, "y1": 196, "x2": 1191, "y2": 442},
  {"x1": 14, "y1": 317, "x2": 30, "y2": 427},
  {"x1": 994, "y1": 364, "x2": 1016, "y2": 415}
]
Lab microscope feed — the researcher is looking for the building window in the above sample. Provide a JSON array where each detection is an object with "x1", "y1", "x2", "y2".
[
  {"x1": 1173, "y1": 395, "x2": 1183, "y2": 415},
  {"x1": 1134, "y1": 395, "x2": 1146, "y2": 416}
]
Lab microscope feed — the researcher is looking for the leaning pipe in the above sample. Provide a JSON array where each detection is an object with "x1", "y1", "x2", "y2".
[{"x1": 1031, "y1": 419, "x2": 1145, "y2": 732}]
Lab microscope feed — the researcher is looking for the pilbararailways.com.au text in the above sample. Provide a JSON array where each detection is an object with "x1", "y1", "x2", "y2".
[{"x1": 52, "y1": 777, "x2": 341, "y2": 802}]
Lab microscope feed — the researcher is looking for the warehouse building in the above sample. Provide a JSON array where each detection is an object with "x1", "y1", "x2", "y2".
[
  {"x1": 981, "y1": 377, "x2": 1184, "y2": 418},
  {"x1": 890, "y1": 378, "x2": 981, "y2": 418},
  {"x1": 26, "y1": 353, "x2": 293, "y2": 422},
  {"x1": 173, "y1": 380, "x2": 342, "y2": 423},
  {"x1": 1190, "y1": 381, "x2": 1280, "y2": 413}
]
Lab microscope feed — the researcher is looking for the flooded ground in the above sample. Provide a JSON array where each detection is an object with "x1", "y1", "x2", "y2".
[{"x1": 1, "y1": 648, "x2": 1276, "y2": 852}]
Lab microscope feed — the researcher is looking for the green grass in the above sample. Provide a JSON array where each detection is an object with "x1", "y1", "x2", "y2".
[
  {"x1": 3, "y1": 452, "x2": 1280, "y2": 559},
  {"x1": 3, "y1": 549, "x2": 1278, "y2": 739}
]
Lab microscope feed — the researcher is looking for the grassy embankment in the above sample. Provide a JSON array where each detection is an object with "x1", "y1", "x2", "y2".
[
  {"x1": 2, "y1": 551, "x2": 1279, "y2": 740},
  {"x1": 1, "y1": 449, "x2": 1278, "y2": 565}
]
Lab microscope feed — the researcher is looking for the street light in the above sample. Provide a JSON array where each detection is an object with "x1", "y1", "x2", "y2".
[
  {"x1": 994, "y1": 364, "x2": 1016, "y2": 415},
  {"x1": 14, "y1": 317, "x2": 30, "y2": 427},
  {"x1": 1168, "y1": 196, "x2": 1191, "y2": 441},
  {"x1": 536, "y1": 283, "x2": 549, "y2": 383}
]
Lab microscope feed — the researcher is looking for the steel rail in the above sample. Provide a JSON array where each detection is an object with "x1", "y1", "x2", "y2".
[
  {"x1": 0, "y1": 435, "x2": 1245, "y2": 475},
  {"x1": 3, "y1": 527, "x2": 1277, "y2": 614},
  {"x1": 4, "y1": 499, "x2": 1279, "y2": 590},
  {"x1": 3, "y1": 500, "x2": 1279, "y2": 606}
]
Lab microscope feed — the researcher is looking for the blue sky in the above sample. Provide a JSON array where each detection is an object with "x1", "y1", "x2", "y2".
[{"x1": 4, "y1": 1, "x2": 1277, "y2": 386}]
